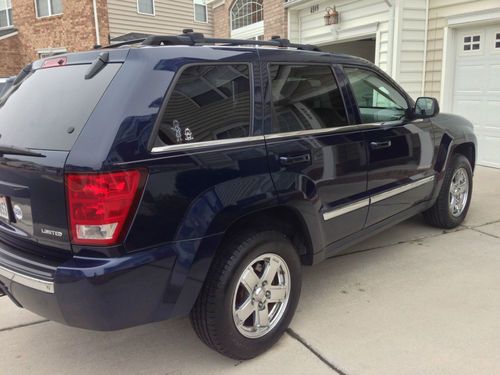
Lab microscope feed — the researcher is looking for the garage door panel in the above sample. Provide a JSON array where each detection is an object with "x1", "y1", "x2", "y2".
[
  {"x1": 490, "y1": 65, "x2": 500, "y2": 90},
  {"x1": 454, "y1": 66, "x2": 484, "y2": 91},
  {"x1": 485, "y1": 101, "x2": 500, "y2": 130},
  {"x1": 453, "y1": 100, "x2": 483, "y2": 122},
  {"x1": 452, "y1": 23, "x2": 500, "y2": 167}
]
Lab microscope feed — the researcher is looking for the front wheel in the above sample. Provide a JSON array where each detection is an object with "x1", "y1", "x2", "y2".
[
  {"x1": 190, "y1": 231, "x2": 302, "y2": 359},
  {"x1": 424, "y1": 154, "x2": 473, "y2": 228}
]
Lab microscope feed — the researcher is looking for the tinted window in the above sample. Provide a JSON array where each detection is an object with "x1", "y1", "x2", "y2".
[
  {"x1": 0, "y1": 64, "x2": 121, "y2": 151},
  {"x1": 269, "y1": 64, "x2": 347, "y2": 134},
  {"x1": 157, "y1": 65, "x2": 251, "y2": 145},
  {"x1": 344, "y1": 67, "x2": 408, "y2": 123}
]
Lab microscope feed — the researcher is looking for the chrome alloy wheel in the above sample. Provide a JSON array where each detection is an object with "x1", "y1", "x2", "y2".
[
  {"x1": 449, "y1": 167, "x2": 469, "y2": 217},
  {"x1": 232, "y1": 253, "x2": 291, "y2": 339}
]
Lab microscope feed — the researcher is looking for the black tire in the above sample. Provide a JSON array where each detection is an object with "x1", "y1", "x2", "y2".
[
  {"x1": 424, "y1": 153, "x2": 473, "y2": 229},
  {"x1": 190, "y1": 230, "x2": 302, "y2": 360}
]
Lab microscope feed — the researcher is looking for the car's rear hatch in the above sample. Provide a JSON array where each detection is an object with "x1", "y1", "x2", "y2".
[{"x1": 0, "y1": 51, "x2": 125, "y2": 262}]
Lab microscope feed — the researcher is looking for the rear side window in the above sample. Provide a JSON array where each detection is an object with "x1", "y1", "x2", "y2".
[
  {"x1": 269, "y1": 64, "x2": 347, "y2": 134},
  {"x1": 157, "y1": 64, "x2": 251, "y2": 146},
  {"x1": 0, "y1": 64, "x2": 121, "y2": 151},
  {"x1": 344, "y1": 67, "x2": 408, "y2": 123}
]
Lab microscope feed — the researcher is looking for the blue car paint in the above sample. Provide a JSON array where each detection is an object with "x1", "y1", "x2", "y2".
[{"x1": 0, "y1": 45, "x2": 477, "y2": 331}]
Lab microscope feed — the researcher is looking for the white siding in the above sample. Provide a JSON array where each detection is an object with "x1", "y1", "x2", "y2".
[
  {"x1": 107, "y1": 0, "x2": 214, "y2": 40},
  {"x1": 288, "y1": 0, "x2": 392, "y2": 74},
  {"x1": 397, "y1": 0, "x2": 427, "y2": 99},
  {"x1": 425, "y1": 0, "x2": 499, "y2": 99}
]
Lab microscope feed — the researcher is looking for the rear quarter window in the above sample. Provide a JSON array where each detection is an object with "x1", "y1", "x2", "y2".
[
  {"x1": 155, "y1": 64, "x2": 251, "y2": 147},
  {"x1": 0, "y1": 64, "x2": 121, "y2": 151}
]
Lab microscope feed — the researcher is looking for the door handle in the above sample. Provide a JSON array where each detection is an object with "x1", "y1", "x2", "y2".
[
  {"x1": 279, "y1": 154, "x2": 311, "y2": 166},
  {"x1": 370, "y1": 140, "x2": 392, "y2": 150}
]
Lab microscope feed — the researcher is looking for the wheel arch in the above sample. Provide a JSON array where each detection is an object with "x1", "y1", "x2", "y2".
[
  {"x1": 221, "y1": 205, "x2": 319, "y2": 265},
  {"x1": 452, "y1": 142, "x2": 476, "y2": 171}
]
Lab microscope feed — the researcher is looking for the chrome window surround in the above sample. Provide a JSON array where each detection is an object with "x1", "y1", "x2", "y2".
[
  {"x1": 322, "y1": 175, "x2": 435, "y2": 221},
  {"x1": 151, "y1": 135, "x2": 265, "y2": 153},
  {"x1": 151, "y1": 125, "x2": 370, "y2": 154},
  {"x1": 0, "y1": 264, "x2": 54, "y2": 293}
]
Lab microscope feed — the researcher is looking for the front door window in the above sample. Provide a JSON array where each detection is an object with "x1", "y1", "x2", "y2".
[{"x1": 344, "y1": 67, "x2": 408, "y2": 123}]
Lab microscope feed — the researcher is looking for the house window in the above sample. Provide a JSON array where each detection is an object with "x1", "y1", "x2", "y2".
[
  {"x1": 463, "y1": 35, "x2": 480, "y2": 51},
  {"x1": 231, "y1": 0, "x2": 263, "y2": 30},
  {"x1": 35, "y1": 0, "x2": 63, "y2": 18},
  {"x1": 0, "y1": 0, "x2": 12, "y2": 28},
  {"x1": 496, "y1": 33, "x2": 500, "y2": 49},
  {"x1": 194, "y1": 0, "x2": 207, "y2": 23},
  {"x1": 137, "y1": 0, "x2": 154, "y2": 16}
]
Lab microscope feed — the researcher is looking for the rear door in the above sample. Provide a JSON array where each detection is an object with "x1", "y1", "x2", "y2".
[
  {"x1": 0, "y1": 61, "x2": 122, "y2": 254},
  {"x1": 343, "y1": 66, "x2": 436, "y2": 227},
  {"x1": 260, "y1": 51, "x2": 369, "y2": 247}
]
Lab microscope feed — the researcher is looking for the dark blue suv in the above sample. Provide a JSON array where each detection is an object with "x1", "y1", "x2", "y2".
[{"x1": 0, "y1": 31, "x2": 476, "y2": 359}]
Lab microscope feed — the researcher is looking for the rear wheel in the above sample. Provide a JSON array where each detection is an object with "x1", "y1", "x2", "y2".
[
  {"x1": 190, "y1": 231, "x2": 302, "y2": 359},
  {"x1": 424, "y1": 154, "x2": 473, "y2": 228}
]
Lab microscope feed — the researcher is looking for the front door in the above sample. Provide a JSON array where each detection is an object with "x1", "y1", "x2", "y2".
[
  {"x1": 260, "y1": 51, "x2": 369, "y2": 247},
  {"x1": 344, "y1": 66, "x2": 436, "y2": 227}
]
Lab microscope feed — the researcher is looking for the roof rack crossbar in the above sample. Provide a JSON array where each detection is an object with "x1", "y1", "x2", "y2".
[
  {"x1": 100, "y1": 30, "x2": 321, "y2": 52},
  {"x1": 142, "y1": 30, "x2": 321, "y2": 52}
]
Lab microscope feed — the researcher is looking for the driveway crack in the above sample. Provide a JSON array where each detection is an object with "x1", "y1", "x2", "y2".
[
  {"x1": 468, "y1": 227, "x2": 500, "y2": 239},
  {"x1": 287, "y1": 328, "x2": 347, "y2": 375}
]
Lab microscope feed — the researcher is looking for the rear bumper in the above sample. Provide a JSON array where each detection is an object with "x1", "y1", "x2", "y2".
[{"x1": 0, "y1": 235, "x2": 222, "y2": 331}]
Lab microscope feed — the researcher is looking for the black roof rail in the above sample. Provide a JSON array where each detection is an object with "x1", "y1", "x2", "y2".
[{"x1": 101, "y1": 29, "x2": 321, "y2": 52}]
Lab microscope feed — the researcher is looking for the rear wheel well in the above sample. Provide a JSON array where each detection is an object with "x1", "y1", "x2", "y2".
[
  {"x1": 222, "y1": 207, "x2": 314, "y2": 265},
  {"x1": 453, "y1": 143, "x2": 475, "y2": 170}
]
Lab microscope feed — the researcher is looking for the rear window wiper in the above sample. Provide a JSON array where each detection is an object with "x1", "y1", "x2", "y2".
[{"x1": 0, "y1": 146, "x2": 46, "y2": 158}]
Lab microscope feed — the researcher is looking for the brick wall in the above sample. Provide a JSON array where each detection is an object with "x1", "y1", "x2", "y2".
[
  {"x1": 0, "y1": 34, "x2": 24, "y2": 76},
  {"x1": 212, "y1": 0, "x2": 287, "y2": 39},
  {"x1": 213, "y1": 4, "x2": 229, "y2": 38},
  {"x1": 0, "y1": 0, "x2": 110, "y2": 77},
  {"x1": 263, "y1": 0, "x2": 287, "y2": 39}
]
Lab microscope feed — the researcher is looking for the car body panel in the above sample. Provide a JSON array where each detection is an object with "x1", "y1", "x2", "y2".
[{"x1": 0, "y1": 44, "x2": 478, "y2": 331}]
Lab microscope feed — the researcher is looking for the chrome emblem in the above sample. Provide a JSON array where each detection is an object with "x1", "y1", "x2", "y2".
[{"x1": 13, "y1": 205, "x2": 23, "y2": 221}]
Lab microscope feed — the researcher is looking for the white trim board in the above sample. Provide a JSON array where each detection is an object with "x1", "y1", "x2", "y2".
[{"x1": 0, "y1": 30, "x2": 17, "y2": 41}]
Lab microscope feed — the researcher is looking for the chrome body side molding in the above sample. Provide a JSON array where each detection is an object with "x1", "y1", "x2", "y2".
[
  {"x1": 370, "y1": 176, "x2": 436, "y2": 204},
  {"x1": 323, "y1": 199, "x2": 370, "y2": 221},
  {"x1": 323, "y1": 175, "x2": 435, "y2": 221}
]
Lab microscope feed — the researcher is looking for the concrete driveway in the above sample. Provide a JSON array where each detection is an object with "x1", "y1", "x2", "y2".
[{"x1": 1, "y1": 166, "x2": 500, "y2": 375}]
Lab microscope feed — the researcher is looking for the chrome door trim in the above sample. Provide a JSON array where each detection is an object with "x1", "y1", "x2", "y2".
[
  {"x1": 151, "y1": 135, "x2": 265, "y2": 154},
  {"x1": 370, "y1": 175, "x2": 435, "y2": 204},
  {"x1": 0, "y1": 265, "x2": 54, "y2": 294},
  {"x1": 323, "y1": 198, "x2": 370, "y2": 221},
  {"x1": 322, "y1": 175, "x2": 435, "y2": 221}
]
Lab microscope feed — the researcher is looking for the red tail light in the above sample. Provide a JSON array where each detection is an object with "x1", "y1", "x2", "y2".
[{"x1": 66, "y1": 170, "x2": 146, "y2": 246}]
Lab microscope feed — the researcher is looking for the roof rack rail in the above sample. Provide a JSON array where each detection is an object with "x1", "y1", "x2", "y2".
[{"x1": 102, "y1": 29, "x2": 321, "y2": 52}]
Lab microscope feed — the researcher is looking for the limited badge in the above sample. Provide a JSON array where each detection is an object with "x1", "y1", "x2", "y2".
[{"x1": 13, "y1": 205, "x2": 23, "y2": 221}]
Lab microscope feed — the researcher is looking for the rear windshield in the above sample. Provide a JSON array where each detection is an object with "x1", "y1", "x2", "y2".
[{"x1": 0, "y1": 64, "x2": 121, "y2": 151}]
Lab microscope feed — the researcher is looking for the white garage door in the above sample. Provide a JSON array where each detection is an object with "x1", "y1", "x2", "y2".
[{"x1": 452, "y1": 24, "x2": 500, "y2": 168}]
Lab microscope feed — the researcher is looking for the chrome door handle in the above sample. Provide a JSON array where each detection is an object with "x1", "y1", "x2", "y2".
[
  {"x1": 279, "y1": 154, "x2": 311, "y2": 166},
  {"x1": 370, "y1": 140, "x2": 392, "y2": 149}
]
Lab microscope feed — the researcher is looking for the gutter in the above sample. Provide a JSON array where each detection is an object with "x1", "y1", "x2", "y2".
[{"x1": 92, "y1": 0, "x2": 101, "y2": 46}]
